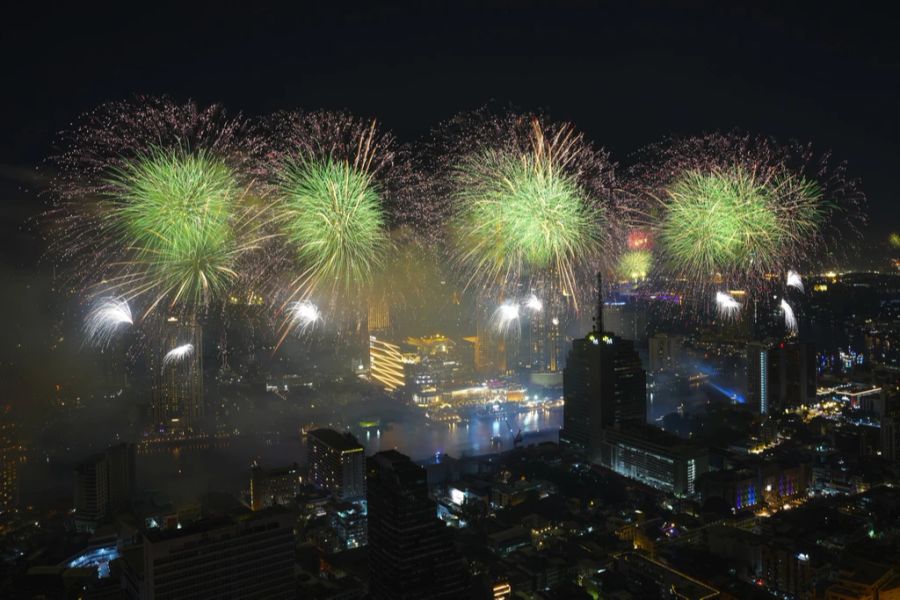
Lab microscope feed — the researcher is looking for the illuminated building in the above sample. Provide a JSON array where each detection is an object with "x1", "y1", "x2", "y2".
[
  {"x1": 120, "y1": 509, "x2": 295, "y2": 600},
  {"x1": 369, "y1": 336, "x2": 407, "y2": 392},
  {"x1": 0, "y1": 408, "x2": 23, "y2": 513},
  {"x1": 560, "y1": 274, "x2": 647, "y2": 451},
  {"x1": 648, "y1": 333, "x2": 684, "y2": 372},
  {"x1": 368, "y1": 297, "x2": 391, "y2": 333},
  {"x1": 747, "y1": 340, "x2": 817, "y2": 415},
  {"x1": 308, "y1": 429, "x2": 366, "y2": 501},
  {"x1": 250, "y1": 463, "x2": 303, "y2": 511},
  {"x1": 473, "y1": 313, "x2": 508, "y2": 375},
  {"x1": 330, "y1": 500, "x2": 368, "y2": 550},
  {"x1": 698, "y1": 461, "x2": 810, "y2": 510},
  {"x1": 152, "y1": 317, "x2": 204, "y2": 433},
  {"x1": 597, "y1": 425, "x2": 707, "y2": 496},
  {"x1": 367, "y1": 450, "x2": 470, "y2": 599}
]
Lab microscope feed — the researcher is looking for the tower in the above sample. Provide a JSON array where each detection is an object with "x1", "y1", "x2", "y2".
[
  {"x1": 367, "y1": 450, "x2": 469, "y2": 599},
  {"x1": 560, "y1": 273, "x2": 647, "y2": 452},
  {"x1": 152, "y1": 317, "x2": 203, "y2": 433}
]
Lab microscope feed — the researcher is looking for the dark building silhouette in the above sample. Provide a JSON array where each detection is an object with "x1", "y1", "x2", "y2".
[
  {"x1": 120, "y1": 509, "x2": 295, "y2": 599},
  {"x1": 560, "y1": 274, "x2": 647, "y2": 452},
  {"x1": 367, "y1": 450, "x2": 469, "y2": 600},
  {"x1": 308, "y1": 428, "x2": 366, "y2": 500},
  {"x1": 73, "y1": 443, "x2": 135, "y2": 532},
  {"x1": 747, "y1": 340, "x2": 816, "y2": 415}
]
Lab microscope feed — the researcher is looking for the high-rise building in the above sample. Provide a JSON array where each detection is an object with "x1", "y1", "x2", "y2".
[
  {"x1": 367, "y1": 450, "x2": 469, "y2": 600},
  {"x1": 250, "y1": 463, "x2": 303, "y2": 511},
  {"x1": 73, "y1": 443, "x2": 136, "y2": 531},
  {"x1": 308, "y1": 429, "x2": 366, "y2": 501},
  {"x1": 560, "y1": 274, "x2": 647, "y2": 451},
  {"x1": 106, "y1": 442, "x2": 136, "y2": 512},
  {"x1": 152, "y1": 317, "x2": 203, "y2": 433},
  {"x1": 120, "y1": 509, "x2": 295, "y2": 600},
  {"x1": 648, "y1": 333, "x2": 684, "y2": 372},
  {"x1": 0, "y1": 407, "x2": 23, "y2": 514},
  {"x1": 74, "y1": 454, "x2": 109, "y2": 532},
  {"x1": 747, "y1": 340, "x2": 816, "y2": 415},
  {"x1": 369, "y1": 336, "x2": 407, "y2": 392}
]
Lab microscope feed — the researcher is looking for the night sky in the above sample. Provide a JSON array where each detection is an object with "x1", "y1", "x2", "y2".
[{"x1": 0, "y1": 1, "x2": 898, "y2": 402}]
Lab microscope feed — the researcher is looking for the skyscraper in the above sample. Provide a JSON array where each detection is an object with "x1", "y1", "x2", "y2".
[
  {"x1": 73, "y1": 443, "x2": 136, "y2": 532},
  {"x1": 308, "y1": 429, "x2": 366, "y2": 501},
  {"x1": 747, "y1": 340, "x2": 817, "y2": 415},
  {"x1": 367, "y1": 450, "x2": 469, "y2": 600},
  {"x1": 560, "y1": 274, "x2": 647, "y2": 452},
  {"x1": 74, "y1": 453, "x2": 109, "y2": 532},
  {"x1": 152, "y1": 317, "x2": 203, "y2": 433}
]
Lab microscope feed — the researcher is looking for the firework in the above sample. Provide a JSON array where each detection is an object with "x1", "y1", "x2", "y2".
[
  {"x1": 631, "y1": 133, "x2": 863, "y2": 295},
  {"x1": 83, "y1": 297, "x2": 133, "y2": 348},
  {"x1": 715, "y1": 291, "x2": 741, "y2": 319},
  {"x1": 48, "y1": 97, "x2": 266, "y2": 320},
  {"x1": 163, "y1": 343, "x2": 194, "y2": 367},
  {"x1": 441, "y1": 114, "x2": 618, "y2": 306},
  {"x1": 492, "y1": 301, "x2": 521, "y2": 335},
  {"x1": 524, "y1": 294, "x2": 543, "y2": 312},
  {"x1": 618, "y1": 250, "x2": 652, "y2": 281},
  {"x1": 264, "y1": 112, "x2": 413, "y2": 310},
  {"x1": 786, "y1": 270, "x2": 804, "y2": 293},
  {"x1": 287, "y1": 300, "x2": 322, "y2": 332},
  {"x1": 890, "y1": 232, "x2": 900, "y2": 249},
  {"x1": 780, "y1": 298, "x2": 798, "y2": 333},
  {"x1": 658, "y1": 166, "x2": 823, "y2": 280}
]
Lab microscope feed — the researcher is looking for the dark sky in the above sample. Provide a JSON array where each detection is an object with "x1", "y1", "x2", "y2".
[
  {"x1": 2, "y1": 1, "x2": 898, "y2": 250},
  {"x1": 0, "y1": 0, "x2": 897, "y2": 415}
]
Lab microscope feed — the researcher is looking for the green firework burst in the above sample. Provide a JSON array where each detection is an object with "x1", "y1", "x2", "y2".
[
  {"x1": 276, "y1": 156, "x2": 389, "y2": 297},
  {"x1": 658, "y1": 166, "x2": 822, "y2": 278},
  {"x1": 108, "y1": 148, "x2": 247, "y2": 312},
  {"x1": 452, "y1": 136, "x2": 602, "y2": 292},
  {"x1": 618, "y1": 250, "x2": 652, "y2": 281}
]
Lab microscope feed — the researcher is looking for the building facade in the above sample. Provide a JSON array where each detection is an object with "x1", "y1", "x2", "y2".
[{"x1": 308, "y1": 429, "x2": 366, "y2": 501}]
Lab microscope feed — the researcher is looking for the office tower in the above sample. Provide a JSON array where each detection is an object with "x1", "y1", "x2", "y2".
[
  {"x1": 0, "y1": 408, "x2": 23, "y2": 514},
  {"x1": 250, "y1": 463, "x2": 303, "y2": 511},
  {"x1": 517, "y1": 289, "x2": 567, "y2": 373},
  {"x1": 73, "y1": 443, "x2": 136, "y2": 531},
  {"x1": 560, "y1": 274, "x2": 647, "y2": 451},
  {"x1": 152, "y1": 317, "x2": 203, "y2": 433},
  {"x1": 474, "y1": 313, "x2": 508, "y2": 375},
  {"x1": 74, "y1": 454, "x2": 109, "y2": 532},
  {"x1": 106, "y1": 442, "x2": 136, "y2": 512},
  {"x1": 120, "y1": 509, "x2": 295, "y2": 600},
  {"x1": 648, "y1": 333, "x2": 683, "y2": 372},
  {"x1": 747, "y1": 340, "x2": 817, "y2": 415},
  {"x1": 368, "y1": 298, "x2": 391, "y2": 333},
  {"x1": 369, "y1": 336, "x2": 407, "y2": 391},
  {"x1": 308, "y1": 429, "x2": 366, "y2": 501},
  {"x1": 367, "y1": 450, "x2": 469, "y2": 600}
]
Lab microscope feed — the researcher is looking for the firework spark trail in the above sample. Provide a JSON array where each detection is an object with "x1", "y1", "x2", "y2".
[
  {"x1": 287, "y1": 300, "x2": 322, "y2": 332},
  {"x1": 525, "y1": 294, "x2": 543, "y2": 312},
  {"x1": 163, "y1": 343, "x2": 194, "y2": 367},
  {"x1": 780, "y1": 298, "x2": 798, "y2": 333},
  {"x1": 715, "y1": 291, "x2": 741, "y2": 319},
  {"x1": 786, "y1": 270, "x2": 804, "y2": 293},
  {"x1": 492, "y1": 301, "x2": 521, "y2": 335},
  {"x1": 83, "y1": 297, "x2": 133, "y2": 348}
]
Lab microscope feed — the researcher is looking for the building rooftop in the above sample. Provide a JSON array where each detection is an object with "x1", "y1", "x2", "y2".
[{"x1": 308, "y1": 428, "x2": 363, "y2": 452}]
